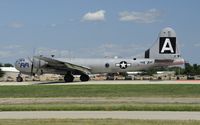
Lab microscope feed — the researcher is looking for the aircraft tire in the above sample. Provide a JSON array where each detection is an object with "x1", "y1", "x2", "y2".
[
  {"x1": 16, "y1": 76, "x2": 23, "y2": 82},
  {"x1": 80, "y1": 74, "x2": 90, "y2": 82},
  {"x1": 64, "y1": 74, "x2": 74, "y2": 82}
]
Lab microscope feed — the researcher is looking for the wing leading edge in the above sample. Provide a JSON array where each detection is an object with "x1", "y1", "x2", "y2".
[{"x1": 34, "y1": 56, "x2": 91, "y2": 74}]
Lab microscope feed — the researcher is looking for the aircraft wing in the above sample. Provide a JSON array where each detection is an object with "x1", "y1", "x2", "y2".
[{"x1": 34, "y1": 56, "x2": 91, "y2": 74}]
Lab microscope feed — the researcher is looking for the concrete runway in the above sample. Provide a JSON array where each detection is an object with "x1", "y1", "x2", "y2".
[
  {"x1": 0, "y1": 111, "x2": 200, "y2": 120},
  {"x1": 0, "y1": 80, "x2": 200, "y2": 85}
]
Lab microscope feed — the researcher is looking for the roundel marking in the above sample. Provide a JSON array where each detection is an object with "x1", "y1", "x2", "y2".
[
  {"x1": 119, "y1": 61, "x2": 128, "y2": 69},
  {"x1": 115, "y1": 61, "x2": 131, "y2": 69}
]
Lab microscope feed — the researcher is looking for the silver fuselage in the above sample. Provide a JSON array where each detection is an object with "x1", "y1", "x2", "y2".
[
  {"x1": 15, "y1": 57, "x2": 184, "y2": 75},
  {"x1": 56, "y1": 58, "x2": 155, "y2": 74}
]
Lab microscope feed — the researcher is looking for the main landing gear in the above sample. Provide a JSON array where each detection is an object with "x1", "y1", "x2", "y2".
[
  {"x1": 64, "y1": 72, "x2": 90, "y2": 82},
  {"x1": 106, "y1": 73, "x2": 115, "y2": 80},
  {"x1": 64, "y1": 73, "x2": 74, "y2": 82},
  {"x1": 80, "y1": 74, "x2": 90, "y2": 82}
]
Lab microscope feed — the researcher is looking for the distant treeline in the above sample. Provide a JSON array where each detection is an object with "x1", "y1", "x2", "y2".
[
  {"x1": 0, "y1": 63, "x2": 13, "y2": 67},
  {"x1": 146, "y1": 63, "x2": 200, "y2": 76},
  {"x1": 184, "y1": 63, "x2": 200, "y2": 75}
]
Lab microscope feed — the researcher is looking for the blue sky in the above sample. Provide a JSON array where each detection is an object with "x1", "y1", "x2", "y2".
[{"x1": 0, "y1": 0, "x2": 199, "y2": 64}]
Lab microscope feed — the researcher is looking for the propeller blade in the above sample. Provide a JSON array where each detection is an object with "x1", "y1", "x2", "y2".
[{"x1": 28, "y1": 57, "x2": 34, "y2": 76}]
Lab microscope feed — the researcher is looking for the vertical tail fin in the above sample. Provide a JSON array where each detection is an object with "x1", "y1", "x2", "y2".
[{"x1": 145, "y1": 27, "x2": 181, "y2": 60}]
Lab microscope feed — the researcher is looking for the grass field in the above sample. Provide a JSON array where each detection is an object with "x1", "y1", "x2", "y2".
[
  {"x1": 0, "y1": 103, "x2": 200, "y2": 111},
  {"x1": 0, "y1": 84, "x2": 200, "y2": 98},
  {"x1": 0, "y1": 84, "x2": 200, "y2": 111},
  {"x1": 0, "y1": 119, "x2": 199, "y2": 125}
]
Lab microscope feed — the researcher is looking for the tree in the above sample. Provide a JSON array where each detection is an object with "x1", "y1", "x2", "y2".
[
  {"x1": 168, "y1": 67, "x2": 185, "y2": 75},
  {"x1": 144, "y1": 67, "x2": 166, "y2": 76},
  {"x1": 145, "y1": 68, "x2": 157, "y2": 76},
  {"x1": 184, "y1": 63, "x2": 194, "y2": 75},
  {"x1": 0, "y1": 68, "x2": 4, "y2": 78},
  {"x1": 142, "y1": 63, "x2": 200, "y2": 76},
  {"x1": 4, "y1": 63, "x2": 13, "y2": 67}
]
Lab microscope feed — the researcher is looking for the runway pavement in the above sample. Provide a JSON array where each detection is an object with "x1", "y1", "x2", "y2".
[
  {"x1": 0, "y1": 80, "x2": 200, "y2": 85},
  {"x1": 0, "y1": 111, "x2": 200, "y2": 120}
]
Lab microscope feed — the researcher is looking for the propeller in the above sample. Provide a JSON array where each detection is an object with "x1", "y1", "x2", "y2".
[
  {"x1": 28, "y1": 57, "x2": 35, "y2": 76},
  {"x1": 28, "y1": 48, "x2": 47, "y2": 76},
  {"x1": 28, "y1": 49, "x2": 38, "y2": 76}
]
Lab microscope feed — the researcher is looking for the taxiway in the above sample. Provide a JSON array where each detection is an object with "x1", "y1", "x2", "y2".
[
  {"x1": 0, "y1": 111, "x2": 200, "y2": 120},
  {"x1": 0, "y1": 80, "x2": 200, "y2": 86}
]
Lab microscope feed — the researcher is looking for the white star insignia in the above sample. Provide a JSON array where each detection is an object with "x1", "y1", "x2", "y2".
[
  {"x1": 115, "y1": 61, "x2": 131, "y2": 69},
  {"x1": 120, "y1": 61, "x2": 127, "y2": 69}
]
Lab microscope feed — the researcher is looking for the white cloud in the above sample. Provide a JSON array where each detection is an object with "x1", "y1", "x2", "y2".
[
  {"x1": 8, "y1": 21, "x2": 24, "y2": 28},
  {"x1": 68, "y1": 18, "x2": 75, "y2": 22},
  {"x1": 98, "y1": 43, "x2": 147, "y2": 57},
  {"x1": 3, "y1": 45, "x2": 22, "y2": 49},
  {"x1": 76, "y1": 43, "x2": 147, "y2": 58},
  {"x1": 35, "y1": 47, "x2": 72, "y2": 58},
  {"x1": 0, "y1": 51, "x2": 12, "y2": 58},
  {"x1": 194, "y1": 43, "x2": 200, "y2": 47},
  {"x1": 36, "y1": 47, "x2": 57, "y2": 56},
  {"x1": 27, "y1": 42, "x2": 147, "y2": 59},
  {"x1": 82, "y1": 10, "x2": 106, "y2": 21},
  {"x1": 119, "y1": 9, "x2": 162, "y2": 23},
  {"x1": 0, "y1": 44, "x2": 28, "y2": 60},
  {"x1": 50, "y1": 24, "x2": 57, "y2": 27}
]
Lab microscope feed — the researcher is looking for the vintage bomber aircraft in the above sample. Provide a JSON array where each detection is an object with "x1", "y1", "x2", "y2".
[{"x1": 15, "y1": 27, "x2": 184, "y2": 82}]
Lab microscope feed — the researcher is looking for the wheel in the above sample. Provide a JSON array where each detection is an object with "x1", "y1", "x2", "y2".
[
  {"x1": 80, "y1": 74, "x2": 90, "y2": 82},
  {"x1": 106, "y1": 76, "x2": 115, "y2": 80},
  {"x1": 106, "y1": 73, "x2": 115, "y2": 80},
  {"x1": 64, "y1": 74, "x2": 74, "y2": 82},
  {"x1": 16, "y1": 76, "x2": 23, "y2": 82}
]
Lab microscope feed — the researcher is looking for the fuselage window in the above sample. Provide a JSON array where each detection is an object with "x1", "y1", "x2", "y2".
[{"x1": 105, "y1": 63, "x2": 110, "y2": 68}]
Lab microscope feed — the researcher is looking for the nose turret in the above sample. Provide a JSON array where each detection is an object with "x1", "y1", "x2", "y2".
[{"x1": 15, "y1": 58, "x2": 32, "y2": 74}]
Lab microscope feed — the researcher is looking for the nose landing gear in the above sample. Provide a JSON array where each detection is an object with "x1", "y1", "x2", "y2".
[{"x1": 16, "y1": 73, "x2": 23, "y2": 82}]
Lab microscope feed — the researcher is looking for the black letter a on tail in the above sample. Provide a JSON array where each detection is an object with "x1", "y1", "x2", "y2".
[{"x1": 159, "y1": 37, "x2": 176, "y2": 54}]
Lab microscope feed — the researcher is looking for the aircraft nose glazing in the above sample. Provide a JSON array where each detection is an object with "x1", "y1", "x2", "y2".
[
  {"x1": 15, "y1": 58, "x2": 31, "y2": 70},
  {"x1": 15, "y1": 58, "x2": 24, "y2": 69}
]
